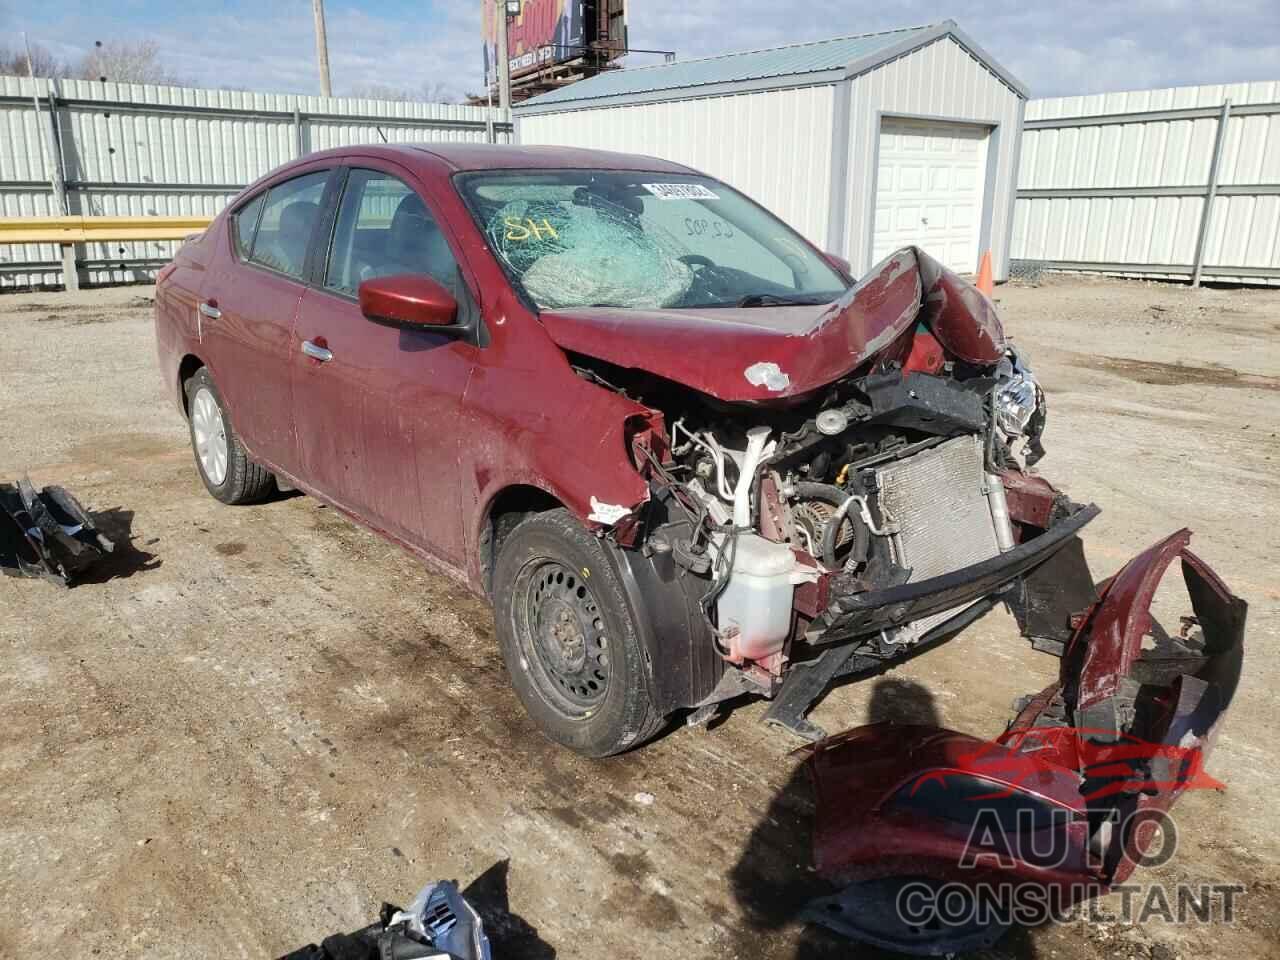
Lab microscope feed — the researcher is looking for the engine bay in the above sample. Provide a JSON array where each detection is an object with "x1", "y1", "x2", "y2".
[{"x1": 567, "y1": 311, "x2": 1056, "y2": 726}]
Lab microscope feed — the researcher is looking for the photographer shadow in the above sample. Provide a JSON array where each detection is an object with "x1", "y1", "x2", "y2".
[{"x1": 462, "y1": 859, "x2": 555, "y2": 959}]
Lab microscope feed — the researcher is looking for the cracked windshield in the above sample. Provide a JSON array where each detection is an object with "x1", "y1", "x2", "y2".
[{"x1": 458, "y1": 171, "x2": 849, "y2": 310}]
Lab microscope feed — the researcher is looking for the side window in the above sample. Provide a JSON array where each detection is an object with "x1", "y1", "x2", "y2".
[
  {"x1": 325, "y1": 168, "x2": 460, "y2": 297},
  {"x1": 231, "y1": 192, "x2": 265, "y2": 261},
  {"x1": 249, "y1": 170, "x2": 330, "y2": 280}
]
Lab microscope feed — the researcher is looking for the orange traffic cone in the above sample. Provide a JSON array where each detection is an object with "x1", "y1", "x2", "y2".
[{"x1": 975, "y1": 250, "x2": 994, "y2": 296}]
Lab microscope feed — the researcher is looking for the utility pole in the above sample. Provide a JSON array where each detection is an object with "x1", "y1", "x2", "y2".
[
  {"x1": 496, "y1": 0, "x2": 513, "y2": 117},
  {"x1": 312, "y1": 0, "x2": 333, "y2": 97},
  {"x1": 484, "y1": 59, "x2": 495, "y2": 144}
]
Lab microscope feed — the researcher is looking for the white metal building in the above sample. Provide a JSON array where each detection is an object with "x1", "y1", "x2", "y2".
[{"x1": 516, "y1": 20, "x2": 1028, "y2": 280}]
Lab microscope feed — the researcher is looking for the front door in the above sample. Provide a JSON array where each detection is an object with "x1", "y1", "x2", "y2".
[
  {"x1": 290, "y1": 165, "x2": 476, "y2": 566},
  {"x1": 199, "y1": 167, "x2": 332, "y2": 472}
]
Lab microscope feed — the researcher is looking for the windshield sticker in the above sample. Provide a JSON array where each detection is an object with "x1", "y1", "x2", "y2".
[
  {"x1": 504, "y1": 216, "x2": 559, "y2": 241},
  {"x1": 642, "y1": 183, "x2": 720, "y2": 201}
]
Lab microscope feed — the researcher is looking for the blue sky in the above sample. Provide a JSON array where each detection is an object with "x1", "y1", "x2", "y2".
[{"x1": 4, "y1": 1, "x2": 1278, "y2": 101}]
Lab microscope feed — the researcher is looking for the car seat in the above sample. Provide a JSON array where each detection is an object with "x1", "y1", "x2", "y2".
[
  {"x1": 359, "y1": 194, "x2": 455, "y2": 292},
  {"x1": 261, "y1": 200, "x2": 319, "y2": 276}
]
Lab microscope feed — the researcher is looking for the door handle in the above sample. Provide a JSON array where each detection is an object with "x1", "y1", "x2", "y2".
[
  {"x1": 198, "y1": 300, "x2": 221, "y2": 319},
  {"x1": 301, "y1": 340, "x2": 333, "y2": 363}
]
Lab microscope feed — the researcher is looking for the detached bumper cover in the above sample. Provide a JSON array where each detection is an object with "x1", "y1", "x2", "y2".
[
  {"x1": 802, "y1": 530, "x2": 1246, "y2": 954},
  {"x1": 806, "y1": 503, "x2": 1100, "y2": 645},
  {"x1": 0, "y1": 479, "x2": 115, "y2": 586}
]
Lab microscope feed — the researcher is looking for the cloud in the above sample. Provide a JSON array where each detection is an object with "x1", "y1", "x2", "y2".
[
  {"x1": 625, "y1": 0, "x2": 1280, "y2": 97},
  {"x1": 3, "y1": 0, "x2": 1276, "y2": 101},
  {"x1": 3, "y1": 0, "x2": 484, "y2": 101}
]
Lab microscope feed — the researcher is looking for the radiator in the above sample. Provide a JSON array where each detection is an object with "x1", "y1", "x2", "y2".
[{"x1": 873, "y1": 435, "x2": 1002, "y2": 644}]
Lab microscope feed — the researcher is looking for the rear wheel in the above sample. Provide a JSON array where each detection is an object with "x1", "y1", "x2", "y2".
[
  {"x1": 493, "y1": 508, "x2": 662, "y2": 757},
  {"x1": 184, "y1": 367, "x2": 275, "y2": 505}
]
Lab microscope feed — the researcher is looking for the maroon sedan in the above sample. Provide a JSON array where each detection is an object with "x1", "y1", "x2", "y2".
[{"x1": 155, "y1": 144, "x2": 1242, "y2": 760}]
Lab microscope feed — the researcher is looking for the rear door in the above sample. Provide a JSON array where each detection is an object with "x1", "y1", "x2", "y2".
[
  {"x1": 198, "y1": 167, "x2": 334, "y2": 473},
  {"x1": 290, "y1": 163, "x2": 477, "y2": 566}
]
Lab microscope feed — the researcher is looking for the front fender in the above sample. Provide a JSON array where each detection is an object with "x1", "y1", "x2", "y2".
[{"x1": 459, "y1": 352, "x2": 659, "y2": 584}]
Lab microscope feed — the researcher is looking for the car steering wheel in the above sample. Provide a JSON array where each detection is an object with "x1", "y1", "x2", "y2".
[{"x1": 679, "y1": 254, "x2": 717, "y2": 270}]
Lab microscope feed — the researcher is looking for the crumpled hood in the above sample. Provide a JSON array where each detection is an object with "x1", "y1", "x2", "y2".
[{"x1": 538, "y1": 246, "x2": 1007, "y2": 403}]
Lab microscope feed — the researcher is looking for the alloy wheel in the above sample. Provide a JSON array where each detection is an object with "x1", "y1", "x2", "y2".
[{"x1": 191, "y1": 386, "x2": 229, "y2": 486}]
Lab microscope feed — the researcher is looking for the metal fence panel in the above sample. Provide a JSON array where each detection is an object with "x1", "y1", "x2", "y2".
[
  {"x1": 0, "y1": 76, "x2": 510, "y2": 288},
  {"x1": 1012, "y1": 80, "x2": 1280, "y2": 285}
]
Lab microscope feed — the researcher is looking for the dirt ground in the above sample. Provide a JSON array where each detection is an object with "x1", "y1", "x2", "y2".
[{"x1": 1, "y1": 275, "x2": 1277, "y2": 960}]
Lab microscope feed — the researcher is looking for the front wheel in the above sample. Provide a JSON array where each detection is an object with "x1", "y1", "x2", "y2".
[{"x1": 493, "y1": 508, "x2": 662, "y2": 757}]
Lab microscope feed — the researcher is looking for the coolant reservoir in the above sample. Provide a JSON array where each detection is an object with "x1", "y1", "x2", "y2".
[{"x1": 716, "y1": 533, "x2": 797, "y2": 663}]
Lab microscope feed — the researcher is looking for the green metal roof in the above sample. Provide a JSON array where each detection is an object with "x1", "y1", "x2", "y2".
[
  {"x1": 516, "y1": 20, "x2": 1029, "y2": 113},
  {"x1": 520, "y1": 24, "x2": 935, "y2": 109}
]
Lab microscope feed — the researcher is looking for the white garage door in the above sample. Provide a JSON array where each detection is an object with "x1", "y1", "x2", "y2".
[{"x1": 872, "y1": 118, "x2": 990, "y2": 274}]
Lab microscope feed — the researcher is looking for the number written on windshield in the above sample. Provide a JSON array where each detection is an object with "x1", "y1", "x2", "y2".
[{"x1": 685, "y1": 217, "x2": 734, "y2": 239}]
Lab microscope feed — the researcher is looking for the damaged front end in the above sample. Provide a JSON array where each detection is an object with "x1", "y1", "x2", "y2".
[
  {"x1": 801, "y1": 529, "x2": 1245, "y2": 954},
  {"x1": 562, "y1": 246, "x2": 1109, "y2": 738}
]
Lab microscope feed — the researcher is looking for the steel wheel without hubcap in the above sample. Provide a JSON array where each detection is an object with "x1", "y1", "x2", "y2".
[
  {"x1": 514, "y1": 560, "x2": 612, "y2": 717},
  {"x1": 191, "y1": 386, "x2": 228, "y2": 486},
  {"x1": 494, "y1": 508, "x2": 662, "y2": 756}
]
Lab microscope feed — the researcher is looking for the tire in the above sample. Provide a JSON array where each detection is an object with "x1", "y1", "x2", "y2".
[
  {"x1": 184, "y1": 367, "x2": 275, "y2": 505},
  {"x1": 493, "y1": 508, "x2": 663, "y2": 757}
]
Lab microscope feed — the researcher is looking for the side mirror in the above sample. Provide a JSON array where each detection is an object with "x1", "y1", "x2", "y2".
[
  {"x1": 823, "y1": 251, "x2": 853, "y2": 278},
  {"x1": 358, "y1": 274, "x2": 458, "y2": 329}
]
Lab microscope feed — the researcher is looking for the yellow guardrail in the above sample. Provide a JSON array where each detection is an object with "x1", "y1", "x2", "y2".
[{"x1": 0, "y1": 215, "x2": 213, "y2": 244}]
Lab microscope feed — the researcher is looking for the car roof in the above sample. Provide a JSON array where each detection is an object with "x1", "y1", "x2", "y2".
[{"x1": 295, "y1": 143, "x2": 698, "y2": 175}]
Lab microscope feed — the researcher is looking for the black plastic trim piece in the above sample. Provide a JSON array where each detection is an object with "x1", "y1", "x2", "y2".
[
  {"x1": 605, "y1": 540, "x2": 724, "y2": 716},
  {"x1": 807, "y1": 504, "x2": 1101, "y2": 646}
]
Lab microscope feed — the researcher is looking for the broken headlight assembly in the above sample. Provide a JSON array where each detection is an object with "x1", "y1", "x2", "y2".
[
  {"x1": 994, "y1": 349, "x2": 1041, "y2": 438},
  {"x1": 996, "y1": 371, "x2": 1038, "y2": 436}
]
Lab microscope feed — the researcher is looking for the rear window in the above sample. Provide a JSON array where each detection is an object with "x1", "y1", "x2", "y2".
[{"x1": 249, "y1": 171, "x2": 330, "y2": 280}]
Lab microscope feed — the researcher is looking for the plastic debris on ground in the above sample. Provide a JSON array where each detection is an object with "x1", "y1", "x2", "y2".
[
  {"x1": 279, "y1": 880, "x2": 492, "y2": 960},
  {"x1": 0, "y1": 478, "x2": 114, "y2": 586}
]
